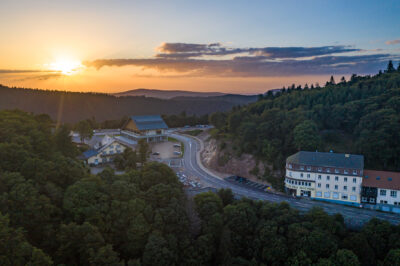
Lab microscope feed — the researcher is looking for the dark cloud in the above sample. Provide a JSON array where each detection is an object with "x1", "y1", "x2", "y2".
[
  {"x1": 84, "y1": 42, "x2": 399, "y2": 77},
  {"x1": 386, "y1": 39, "x2": 400, "y2": 45},
  {"x1": 155, "y1": 42, "x2": 360, "y2": 59},
  {"x1": 248, "y1": 46, "x2": 360, "y2": 58}
]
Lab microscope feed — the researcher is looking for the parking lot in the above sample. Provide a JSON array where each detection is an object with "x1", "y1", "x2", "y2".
[{"x1": 225, "y1": 176, "x2": 271, "y2": 192}]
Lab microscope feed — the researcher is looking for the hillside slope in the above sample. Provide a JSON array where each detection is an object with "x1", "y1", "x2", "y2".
[{"x1": 210, "y1": 66, "x2": 400, "y2": 171}]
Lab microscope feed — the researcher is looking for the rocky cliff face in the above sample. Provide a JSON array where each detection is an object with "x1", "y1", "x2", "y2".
[{"x1": 200, "y1": 133, "x2": 269, "y2": 185}]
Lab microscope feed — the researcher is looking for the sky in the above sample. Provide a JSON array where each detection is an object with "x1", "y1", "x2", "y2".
[{"x1": 0, "y1": 0, "x2": 399, "y2": 94}]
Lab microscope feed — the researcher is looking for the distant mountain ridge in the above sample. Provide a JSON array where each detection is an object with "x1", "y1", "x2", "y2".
[
  {"x1": 0, "y1": 85, "x2": 258, "y2": 123},
  {"x1": 113, "y1": 88, "x2": 227, "y2": 99}
]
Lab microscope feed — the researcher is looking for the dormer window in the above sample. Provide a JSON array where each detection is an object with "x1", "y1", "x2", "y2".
[
  {"x1": 335, "y1": 169, "x2": 339, "y2": 174},
  {"x1": 344, "y1": 170, "x2": 348, "y2": 174},
  {"x1": 318, "y1": 167, "x2": 322, "y2": 172},
  {"x1": 300, "y1": 166, "x2": 305, "y2": 170},
  {"x1": 353, "y1": 170, "x2": 357, "y2": 175},
  {"x1": 327, "y1": 168, "x2": 331, "y2": 173},
  {"x1": 307, "y1": 166, "x2": 311, "y2": 171}
]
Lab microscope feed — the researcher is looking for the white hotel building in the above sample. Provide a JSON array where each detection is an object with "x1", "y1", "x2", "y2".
[{"x1": 284, "y1": 151, "x2": 364, "y2": 206}]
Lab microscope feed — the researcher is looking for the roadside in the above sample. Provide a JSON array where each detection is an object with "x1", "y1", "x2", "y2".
[{"x1": 191, "y1": 129, "x2": 277, "y2": 191}]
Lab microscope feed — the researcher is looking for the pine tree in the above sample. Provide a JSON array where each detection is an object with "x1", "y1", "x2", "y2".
[
  {"x1": 397, "y1": 62, "x2": 400, "y2": 72},
  {"x1": 387, "y1": 60, "x2": 395, "y2": 73},
  {"x1": 330, "y1": 75, "x2": 336, "y2": 85},
  {"x1": 340, "y1": 76, "x2": 346, "y2": 83}
]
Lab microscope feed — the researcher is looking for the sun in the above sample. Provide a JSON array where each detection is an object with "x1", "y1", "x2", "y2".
[{"x1": 49, "y1": 57, "x2": 84, "y2": 75}]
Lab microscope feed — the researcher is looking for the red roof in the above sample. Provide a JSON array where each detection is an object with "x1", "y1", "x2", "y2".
[{"x1": 363, "y1": 170, "x2": 400, "y2": 190}]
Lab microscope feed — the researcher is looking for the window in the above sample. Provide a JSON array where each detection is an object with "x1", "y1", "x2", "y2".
[
  {"x1": 350, "y1": 195, "x2": 357, "y2": 201},
  {"x1": 289, "y1": 172, "x2": 292, "y2": 177},
  {"x1": 288, "y1": 164, "x2": 292, "y2": 169},
  {"x1": 344, "y1": 177, "x2": 347, "y2": 182},
  {"x1": 391, "y1": 191, "x2": 397, "y2": 198},
  {"x1": 335, "y1": 169, "x2": 339, "y2": 173},
  {"x1": 326, "y1": 184, "x2": 330, "y2": 189},
  {"x1": 318, "y1": 175, "x2": 321, "y2": 180},
  {"x1": 318, "y1": 167, "x2": 322, "y2": 172},
  {"x1": 353, "y1": 170, "x2": 357, "y2": 175},
  {"x1": 344, "y1": 186, "x2": 347, "y2": 191},
  {"x1": 342, "y1": 194, "x2": 348, "y2": 200},
  {"x1": 324, "y1": 192, "x2": 330, "y2": 198},
  {"x1": 327, "y1": 168, "x2": 331, "y2": 173},
  {"x1": 110, "y1": 145, "x2": 114, "y2": 149},
  {"x1": 300, "y1": 173, "x2": 304, "y2": 177},
  {"x1": 327, "y1": 176, "x2": 330, "y2": 181},
  {"x1": 307, "y1": 174, "x2": 310, "y2": 178},
  {"x1": 333, "y1": 192, "x2": 339, "y2": 199},
  {"x1": 318, "y1": 183, "x2": 321, "y2": 188},
  {"x1": 300, "y1": 166, "x2": 304, "y2": 170},
  {"x1": 370, "y1": 198, "x2": 375, "y2": 203},
  {"x1": 295, "y1": 181, "x2": 298, "y2": 185},
  {"x1": 380, "y1": 189, "x2": 386, "y2": 196},
  {"x1": 316, "y1": 191, "x2": 322, "y2": 197},
  {"x1": 335, "y1": 185, "x2": 338, "y2": 190},
  {"x1": 352, "y1": 187, "x2": 356, "y2": 192},
  {"x1": 335, "y1": 176, "x2": 339, "y2": 181},
  {"x1": 353, "y1": 178, "x2": 357, "y2": 183},
  {"x1": 344, "y1": 170, "x2": 348, "y2": 174},
  {"x1": 362, "y1": 197, "x2": 368, "y2": 202},
  {"x1": 307, "y1": 166, "x2": 311, "y2": 171}
]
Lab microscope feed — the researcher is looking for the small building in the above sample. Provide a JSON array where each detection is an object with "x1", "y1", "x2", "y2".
[
  {"x1": 361, "y1": 170, "x2": 400, "y2": 213},
  {"x1": 285, "y1": 151, "x2": 364, "y2": 206},
  {"x1": 80, "y1": 137, "x2": 128, "y2": 166},
  {"x1": 121, "y1": 115, "x2": 168, "y2": 143}
]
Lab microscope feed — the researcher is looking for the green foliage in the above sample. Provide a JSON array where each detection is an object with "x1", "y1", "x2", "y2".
[
  {"x1": 293, "y1": 120, "x2": 321, "y2": 151},
  {"x1": 75, "y1": 119, "x2": 93, "y2": 142},
  {"x1": 209, "y1": 69, "x2": 400, "y2": 171},
  {"x1": 2, "y1": 109, "x2": 400, "y2": 265}
]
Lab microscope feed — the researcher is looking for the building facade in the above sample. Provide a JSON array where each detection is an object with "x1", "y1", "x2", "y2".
[
  {"x1": 361, "y1": 170, "x2": 400, "y2": 213},
  {"x1": 81, "y1": 138, "x2": 127, "y2": 166},
  {"x1": 121, "y1": 115, "x2": 168, "y2": 143},
  {"x1": 285, "y1": 151, "x2": 364, "y2": 206}
]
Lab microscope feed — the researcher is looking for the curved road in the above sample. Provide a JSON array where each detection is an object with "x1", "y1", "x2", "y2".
[{"x1": 171, "y1": 133, "x2": 400, "y2": 227}]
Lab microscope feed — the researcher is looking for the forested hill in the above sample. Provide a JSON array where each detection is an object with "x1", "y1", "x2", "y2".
[
  {"x1": 210, "y1": 62, "x2": 400, "y2": 171},
  {"x1": 2, "y1": 110, "x2": 400, "y2": 265},
  {"x1": 0, "y1": 85, "x2": 257, "y2": 123}
]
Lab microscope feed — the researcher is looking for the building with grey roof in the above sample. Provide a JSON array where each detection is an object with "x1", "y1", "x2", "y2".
[
  {"x1": 285, "y1": 151, "x2": 364, "y2": 206},
  {"x1": 121, "y1": 115, "x2": 168, "y2": 143}
]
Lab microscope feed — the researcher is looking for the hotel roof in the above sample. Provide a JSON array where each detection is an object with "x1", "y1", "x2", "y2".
[
  {"x1": 131, "y1": 115, "x2": 168, "y2": 131},
  {"x1": 363, "y1": 170, "x2": 400, "y2": 190},
  {"x1": 287, "y1": 151, "x2": 364, "y2": 169}
]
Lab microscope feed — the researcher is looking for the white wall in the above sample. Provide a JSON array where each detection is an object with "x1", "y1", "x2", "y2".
[
  {"x1": 377, "y1": 188, "x2": 400, "y2": 205},
  {"x1": 285, "y1": 169, "x2": 362, "y2": 203}
]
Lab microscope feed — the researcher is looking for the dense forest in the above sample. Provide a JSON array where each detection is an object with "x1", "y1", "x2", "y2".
[
  {"x1": 0, "y1": 85, "x2": 256, "y2": 123},
  {"x1": 2, "y1": 110, "x2": 400, "y2": 265},
  {"x1": 210, "y1": 61, "x2": 400, "y2": 172}
]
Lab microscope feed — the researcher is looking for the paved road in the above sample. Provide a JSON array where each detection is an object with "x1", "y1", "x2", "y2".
[{"x1": 170, "y1": 133, "x2": 400, "y2": 227}]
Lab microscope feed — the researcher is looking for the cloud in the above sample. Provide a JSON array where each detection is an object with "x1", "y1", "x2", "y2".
[
  {"x1": 386, "y1": 39, "x2": 400, "y2": 45},
  {"x1": 0, "y1": 69, "x2": 60, "y2": 74},
  {"x1": 84, "y1": 42, "x2": 399, "y2": 77},
  {"x1": 0, "y1": 69, "x2": 62, "y2": 81},
  {"x1": 155, "y1": 42, "x2": 359, "y2": 59}
]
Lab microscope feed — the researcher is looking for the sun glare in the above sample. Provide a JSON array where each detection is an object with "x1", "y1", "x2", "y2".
[{"x1": 49, "y1": 57, "x2": 84, "y2": 75}]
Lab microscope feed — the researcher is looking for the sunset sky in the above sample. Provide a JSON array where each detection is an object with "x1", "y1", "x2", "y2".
[{"x1": 1, "y1": 0, "x2": 400, "y2": 94}]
